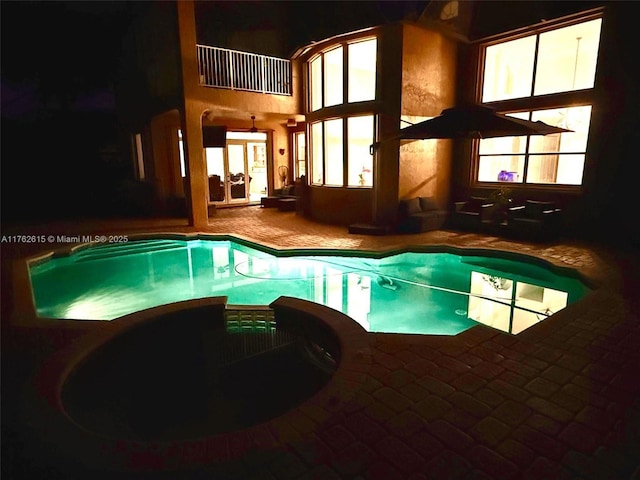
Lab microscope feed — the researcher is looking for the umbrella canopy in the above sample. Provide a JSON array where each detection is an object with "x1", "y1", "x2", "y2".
[{"x1": 397, "y1": 105, "x2": 572, "y2": 140}]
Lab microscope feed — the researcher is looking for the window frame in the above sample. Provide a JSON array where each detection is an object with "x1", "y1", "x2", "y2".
[
  {"x1": 307, "y1": 36, "x2": 377, "y2": 112},
  {"x1": 473, "y1": 10, "x2": 603, "y2": 191},
  {"x1": 309, "y1": 113, "x2": 377, "y2": 188},
  {"x1": 476, "y1": 104, "x2": 593, "y2": 186},
  {"x1": 293, "y1": 131, "x2": 306, "y2": 181},
  {"x1": 305, "y1": 34, "x2": 379, "y2": 188}
]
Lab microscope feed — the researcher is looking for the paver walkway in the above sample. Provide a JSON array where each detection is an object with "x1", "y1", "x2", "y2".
[{"x1": 2, "y1": 206, "x2": 639, "y2": 479}]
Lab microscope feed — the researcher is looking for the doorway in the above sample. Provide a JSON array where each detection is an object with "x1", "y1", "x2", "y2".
[{"x1": 205, "y1": 132, "x2": 268, "y2": 206}]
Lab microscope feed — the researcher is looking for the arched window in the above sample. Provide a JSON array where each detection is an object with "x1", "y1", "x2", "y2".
[{"x1": 307, "y1": 37, "x2": 377, "y2": 187}]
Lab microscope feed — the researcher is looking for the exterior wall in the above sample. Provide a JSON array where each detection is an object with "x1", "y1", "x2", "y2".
[
  {"x1": 195, "y1": 85, "x2": 301, "y2": 119},
  {"x1": 180, "y1": 1, "x2": 307, "y2": 226},
  {"x1": 177, "y1": 0, "x2": 208, "y2": 226},
  {"x1": 452, "y1": 3, "x2": 638, "y2": 243},
  {"x1": 301, "y1": 22, "x2": 456, "y2": 227},
  {"x1": 398, "y1": 24, "x2": 457, "y2": 211},
  {"x1": 119, "y1": 1, "x2": 635, "y2": 243},
  {"x1": 372, "y1": 23, "x2": 404, "y2": 226},
  {"x1": 309, "y1": 187, "x2": 373, "y2": 226},
  {"x1": 201, "y1": 115, "x2": 290, "y2": 192},
  {"x1": 149, "y1": 110, "x2": 182, "y2": 200},
  {"x1": 300, "y1": 24, "x2": 403, "y2": 227},
  {"x1": 119, "y1": 0, "x2": 304, "y2": 225},
  {"x1": 574, "y1": 3, "x2": 638, "y2": 243}
]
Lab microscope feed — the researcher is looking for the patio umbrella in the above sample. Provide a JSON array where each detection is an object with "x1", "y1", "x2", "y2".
[{"x1": 396, "y1": 105, "x2": 572, "y2": 140}]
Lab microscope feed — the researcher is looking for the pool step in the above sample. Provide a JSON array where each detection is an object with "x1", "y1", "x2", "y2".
[
  {"x1": 224, "y1": 306, "x2": 276, "y2": 332},
  {"x1": 73, "y1": 239, "x2": 187, "y2": 262},
  {"x1": 207, "y1": 307, "x2": 295, "y2": 367},
  {"x1": 215, "y1": 329, "x2": 298, "y2": 367}
]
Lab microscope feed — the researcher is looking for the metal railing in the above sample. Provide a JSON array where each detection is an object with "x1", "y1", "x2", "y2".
[{"x1": 197, "y1": 44, "x2": 292, "y2": 96}]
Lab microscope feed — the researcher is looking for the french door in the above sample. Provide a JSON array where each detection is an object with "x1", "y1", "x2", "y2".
[{"x1": 205, "y1": 134, "x2": 267, "y2": 205}]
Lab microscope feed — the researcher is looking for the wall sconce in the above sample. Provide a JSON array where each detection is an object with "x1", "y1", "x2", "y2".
[
  {"x1": 279, "y1": 148, "x2": 285, "y2": 156},
  {"x1": 286, "y1": 119, "x2": 297, "y2": 128}
]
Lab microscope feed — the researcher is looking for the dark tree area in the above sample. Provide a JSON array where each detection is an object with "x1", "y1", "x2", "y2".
[{"x1": 1, "y1": 1, "x2": 136, "y2": 222}]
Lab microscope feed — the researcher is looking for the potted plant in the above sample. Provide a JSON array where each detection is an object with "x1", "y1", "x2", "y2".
[
  {"x1": 277, "y1": 165, "x2": 288, "y2": 188},
  {"x1": 487, "y1": 186, "x2": 513, "y2": 224}
]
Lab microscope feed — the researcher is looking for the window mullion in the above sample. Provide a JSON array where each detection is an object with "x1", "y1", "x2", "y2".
[
  {"x1": 343, "y1": 42, "x2": 349, "y2": 106},
  {"x1": 322, "y1": 121, "x2": 327, "y2": 185},
  {"x1": 523, "y1": 141, "x2": 531, "y2": 184},
  {"x1": 320, "y1": 54, "x2": 325, "y2": 109},
  {"x1": 343, "y1": 45, "x2": 349, "y2": 187},
  {"x1": 530, "y1": 34, "x2": 540, "y2": 97},
  {"x1": 343, "y1": 117, "x2": 349, "y2": 187}
]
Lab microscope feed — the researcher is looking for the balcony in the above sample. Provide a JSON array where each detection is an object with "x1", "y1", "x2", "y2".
[{"x1": 197, "y1": 45, "x2": 292, "y2": 96}]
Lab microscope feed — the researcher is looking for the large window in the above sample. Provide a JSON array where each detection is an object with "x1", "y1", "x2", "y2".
[
  {"x1": 310, "y1": 115, "x2": 375, "y2": 187},
  {"x1": 308, "y1": 36, "x2": 377, "y2": 187},
  {"x1": 478, "y1": 16, "x2": 601, "y2": 186},
  {"x1": 309, "y1": 37, "x2": 377, "y2": 111},
  {"x1": 293, "y1": 131, "x2": 306, "y2": 180},
  {"x1": 348, "y1": 116, "x2": 374, "y2": 186},
  {"x1": 311, "y1": 122, "x2": 323, "y2": 185},
  {"x1": 348, "y1": 40, "x2": 377, "y2": 103},
  {"x1": 323, "y1": 47, "x2": 343, "y2": 107},
  {"x1": 325, "y1": 119, "x2": 344, "y2": 186},
  {"x1": 482, "y1": 19, "x2": 601, "y2": 102},
  {"x1": 478, "y1": 106, "x2": 592, "y2": 185}
]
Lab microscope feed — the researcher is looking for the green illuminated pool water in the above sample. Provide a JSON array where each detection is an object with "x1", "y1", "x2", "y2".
[{"x1": 29, "y1": 238, "x2": 589, "y2": 335}]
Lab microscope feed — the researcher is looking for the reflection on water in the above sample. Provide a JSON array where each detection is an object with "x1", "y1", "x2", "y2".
[
  {"x1": 29, "y1": 239, "x2": 589, "y2": 335},
  {"x1": 468, "y1": 273, "x2": 569, "y2": 334}
]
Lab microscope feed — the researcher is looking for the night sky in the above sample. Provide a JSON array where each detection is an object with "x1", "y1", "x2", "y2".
[
  {"x1": 2, "y1": 1, "x2": 132, "y2": 118},
  {"x1": 1, "y1": 1, "x2": 135, "y2": 221}
]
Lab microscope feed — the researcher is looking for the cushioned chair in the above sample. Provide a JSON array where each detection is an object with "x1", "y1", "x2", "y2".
[
  {"x1": 507, "y1": 200, "x2": 562, "y2": 241},
  {"x1": 451, "y1": 197, "x2": 494, "y2": 230},
  {"x1": 397, "y1": 197, "x2": 448, "y2": 233},
  {"x1": 208, "y1": 175, "x2": 224, "y2": 202},
  {"x1": 261, "y1": 184, "x2": 297, "y2": 209},
  {"x1": 229, "y1": 173, "x2": 246, "y2": 199}
]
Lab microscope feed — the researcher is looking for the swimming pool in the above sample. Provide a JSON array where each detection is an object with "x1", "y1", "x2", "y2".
[{"x1": 29, "y1": 237, "x2": 589, "y2": 335}]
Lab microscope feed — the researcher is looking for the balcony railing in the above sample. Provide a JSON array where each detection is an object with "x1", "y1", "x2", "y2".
[{"x1": 197, "y1": 45, "x2": 292, "y2": 96}]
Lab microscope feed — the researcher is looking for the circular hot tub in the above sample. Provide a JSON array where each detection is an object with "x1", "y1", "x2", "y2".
[
  {"x1": 19, "y1": 297, "x2": 370, "y2": 475},
  {"x1": 61, "y1": 301, "x2": 339, "y2": 441}
]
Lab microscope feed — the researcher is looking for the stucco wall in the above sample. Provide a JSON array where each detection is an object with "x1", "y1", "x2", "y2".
[
  {"x1": 309, "y1": 188, "x2": 373, "y2": 226},
  {"x1": 398, "y1": 24, "x2": 457, "y2": 211},
  {"x1": 149, "y1": 110, "x2": 182, "y2": 203}
]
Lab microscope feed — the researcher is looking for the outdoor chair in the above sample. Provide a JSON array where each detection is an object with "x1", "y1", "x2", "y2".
[
  {"x1": 507, "y1": 200, "x2": 562, "y2": 241},
  {"x1": 450, "y1": 197, "x2": 494, "y2": 230},
  {"x1": 397, "y1": 197, "x2": 448, "y2": 233}
]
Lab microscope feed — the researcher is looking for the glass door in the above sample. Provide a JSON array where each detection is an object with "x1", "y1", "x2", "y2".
[
  {"x1": 246, "y1": 142, "x2": 267, "y2": 202},
  {"x1": 206, "y1": 147, "x2": 225, "y2": 202},
  {"x1": 205, "y1": 132, "x2": 268, "y2": 206},
  {"x1": 227, "y1": 142, "x2": 249, "y2": 203},
  {"x1": 205, "y1": 143, "x2": 249, "y2": 204}
]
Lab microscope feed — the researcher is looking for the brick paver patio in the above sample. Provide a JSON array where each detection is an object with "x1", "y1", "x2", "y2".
[{"x1": 2, "y1": 206, "x2": 639, "y2": 479}]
